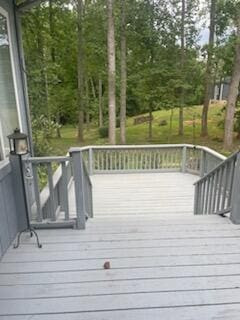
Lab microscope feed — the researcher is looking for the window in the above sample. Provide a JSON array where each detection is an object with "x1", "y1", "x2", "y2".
[{"x1": 0, "y1": 8, "x2": 21, "y2": 159}]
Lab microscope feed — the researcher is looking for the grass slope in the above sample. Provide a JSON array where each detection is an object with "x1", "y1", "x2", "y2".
[{"x1": 49, "y1": 102, "x2": 239, "y2": 156}]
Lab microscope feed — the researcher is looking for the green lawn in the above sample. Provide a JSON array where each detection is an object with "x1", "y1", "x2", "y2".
[{"x1": 49, "y1": 102, "x2": 240, "y2": 156}]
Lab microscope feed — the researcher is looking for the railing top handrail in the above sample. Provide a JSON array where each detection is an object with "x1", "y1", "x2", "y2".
[
  {"x1": 79, "y1": 144, "x2": 225, "y2": 160},
  {"x1": 23, "y1": 156, "x2": 70, "y2": 164},
  {"x1": 194, "y1": 150, "x2": 239, "y2": 185}
]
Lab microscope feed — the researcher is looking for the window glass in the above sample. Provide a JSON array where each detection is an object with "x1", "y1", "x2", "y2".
[{"x1": 0, "y1": 10, "x2": 19, "y2": 158}]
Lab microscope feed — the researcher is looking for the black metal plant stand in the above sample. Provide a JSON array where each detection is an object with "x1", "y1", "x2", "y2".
[{"x1": 13, "y1": 155, "x2": 42, "y2": 249}]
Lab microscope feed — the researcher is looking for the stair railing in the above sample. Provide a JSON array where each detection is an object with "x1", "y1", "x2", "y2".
[{"x1": 194, "y1": 151, "x2": 240, "y2": 223}]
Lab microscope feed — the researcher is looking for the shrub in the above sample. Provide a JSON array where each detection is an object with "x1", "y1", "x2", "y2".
[
  {"x1": 159, "y1": 119, "x2": 168, "y2": 126},
  {"x1": 99, "y1": 126, "x2": 108, "y2": 138}
]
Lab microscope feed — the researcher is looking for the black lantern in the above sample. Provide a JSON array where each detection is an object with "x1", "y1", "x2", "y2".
[{"x1": 8, "y1": 128, "x2": 29, "y2": 155}]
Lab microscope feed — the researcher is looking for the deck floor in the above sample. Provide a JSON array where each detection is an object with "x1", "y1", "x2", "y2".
[{"x1": 1, "y1": 173, "x2": 240, "y2": 319}]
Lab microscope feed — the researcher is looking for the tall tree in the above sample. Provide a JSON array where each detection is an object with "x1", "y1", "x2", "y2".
[
  {"x1": 120, "y1": 0, "x2": 127, "y2": 144},
  {"x1": 77, "y1": 0, "x2": 85, "y2": 142},
  {"x1": 98, "y1": 78, "x2": 103, "y2": 127},
  {"x1": 107, "y1": 0, "x2": 116, "y2": 144},
  {"x1": 201, "y1": 0, "x2": 216, "y2": 137},
  {"x1": 224, "y1": 3, "x2": 240, "y2": 149},
  {"x1": 179, "y1": 0, "x2": 185, "y2": 136}
]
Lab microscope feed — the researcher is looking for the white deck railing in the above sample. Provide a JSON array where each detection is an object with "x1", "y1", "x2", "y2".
[
  {"x1": 81, "y1": 144, "x2": 225, "y2": 176},
  {"x1": 22, "y1": 144, "x2": 225, "y2": 228}
]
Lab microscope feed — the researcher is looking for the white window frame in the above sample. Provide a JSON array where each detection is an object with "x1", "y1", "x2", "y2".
[{"x1": 0, "y1": 6, "x2": 23, "y2": 159}]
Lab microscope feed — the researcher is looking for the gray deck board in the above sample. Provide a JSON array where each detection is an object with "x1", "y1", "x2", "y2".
[{"x1": 1, "y1": 172, "x2": 240, "y2": 319}]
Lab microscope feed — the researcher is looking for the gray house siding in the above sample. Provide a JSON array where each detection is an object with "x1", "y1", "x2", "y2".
[
  {"x1": 0, "y1": 0, "x2": 31, "y2": 258},
  {"x1": 0, "y1": 161, "x2": 18, "y2": 258}
]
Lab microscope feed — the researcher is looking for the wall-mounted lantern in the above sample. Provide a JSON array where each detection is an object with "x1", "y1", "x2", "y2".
[{"x1": 7, "y1": 128, "x2": 29, "y2": 155}]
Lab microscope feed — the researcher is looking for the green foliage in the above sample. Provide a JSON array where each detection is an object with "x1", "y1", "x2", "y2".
[
  {"x1": 99, "y1": 126, "x2": 109, "y2": 138},
  {"x1": 20, "y1": 0, "x2": 238, "y2": 146},
  {"x1": 31, "y1": 115, "x2": 61, "y2": 156}
]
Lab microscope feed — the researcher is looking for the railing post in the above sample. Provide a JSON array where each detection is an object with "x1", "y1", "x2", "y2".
[
  {"x1": 181, "y1": 146, "x2": 187, "y2": 173},
  {"x1": 89, "y1": 148, "x2": 93, "y2": 175},
  {"x1": 230, "y1": 153, "x2": 240, "y2": 224},
  {"x1": 69, "y1": 148, "x2": 86, "y2": 229},
  {"x1": 194, "y1": 183, "x2": 199, "y2": 215},
  {"x1": 9, "y1": 154, "x2": 28, "y2": 230}
]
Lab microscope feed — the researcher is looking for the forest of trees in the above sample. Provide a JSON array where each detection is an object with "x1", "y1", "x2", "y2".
[{"x1": 21, "y1": 0, "x2": 240, "y2": 151}]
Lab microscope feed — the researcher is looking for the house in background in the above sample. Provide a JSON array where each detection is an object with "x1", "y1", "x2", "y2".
[{"x1": 213, "y1": 77, "x2": 231, "y2": 101}]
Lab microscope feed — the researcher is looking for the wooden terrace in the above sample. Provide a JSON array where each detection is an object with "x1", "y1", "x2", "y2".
[{"x1": 1, "y1": 145, "x2": 240, "y2": 319}]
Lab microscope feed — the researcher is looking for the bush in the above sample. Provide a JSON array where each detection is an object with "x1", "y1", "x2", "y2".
[
  {"x1": 31, "y1": 115, "x2": 61, "y2": 156},
  {"x1": 99, "y1": 126, "x2": 108, "y2": 138},
  {"x1": 159, "y1": 119, "x2": 168, "y2": 126}
]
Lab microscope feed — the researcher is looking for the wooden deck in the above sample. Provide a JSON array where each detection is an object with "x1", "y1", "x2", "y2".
[{"x1": 1, "y1": 173, "x2": 240, "y2": 319}]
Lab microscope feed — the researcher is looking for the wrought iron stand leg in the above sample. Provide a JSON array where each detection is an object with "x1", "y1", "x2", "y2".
[
  {"x1": 13, "y1": 228, "x2": 42, "y2": 249},
  {"x1": 30, "y1": 228, "x2": 42, "y2": 248}
]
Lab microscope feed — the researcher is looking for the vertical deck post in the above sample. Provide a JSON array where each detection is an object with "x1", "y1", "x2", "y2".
[
  {"x1": 181, "y1": 146, "x2": 187, "y2": 173},
  {"x1": 9, "y1": 155, "x2": 28, "y2": 230},
  {"x1": 230, "y1": 153, "x2": 240, "y2": 224},
  {"x1": 69, "y1": 148, "x2": 86, "y2": 229}
]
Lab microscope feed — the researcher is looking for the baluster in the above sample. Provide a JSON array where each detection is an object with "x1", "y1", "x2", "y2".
[
  {"x1": 227, "y1": 158, "x2": 236, "y2": 207},
  {"x1": 101, "y1": 151, "x2": 104, "y2": 171},
  {"x1": 47, "y1": 163, "x2": 56, "y2": 221},
  {"x1": 203, "y1": 178, "x2": 210, "y2": 214},
  {"x1": 32, "y1": 163, "x2": 43, "y2": 222},
  {"x1": 114, "y1": 151, "x2": 117, "y2": 170},
  {"x1": 207, "y1": 174, "x2": 214, "y2": 214},
  {"x1": 212, "y1": 169, "x2": 219, "y2": 214},
  {"x1": 216, "y1": 166, "x2": 224, "y2": 212},
  {"x1": 96, "y1": 151, "x2": 99, "y2": 171},
  {"x1": 149, "y1": 150, "x2": 152, "y2": 170},
  {"x1": 220, "y1": 164, "x2": 228, "y2": 211},
  {"x1": 198, "y1": 181, "x2": 203, "y2": 214},
  {"x1": 182, "y1": 146, "x2": 187, "y2": 172},
  {"x1": 119, "y1": 150, "x2": 121, "y2": 170},
  {"x1": 60, "y1": 161, "x2": 70, "y2": 220}
]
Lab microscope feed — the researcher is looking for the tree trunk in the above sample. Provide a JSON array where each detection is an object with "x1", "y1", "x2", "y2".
[
  {"x1": 178, "y1": 0, "x2": 185, "y2": 136},
  {"x1": 98, "y1": 78, "x2": 103, "y2": 127},
  {"x1": 120, "y1": 0, "x2": 127, "y2": 145},
  {"x1": 49, "y1": 0, "x2": 55, "y2": 63},
  {"x1": 224, "y1": 19, "x2": 240, "y2": 150},
  {"x1": 49, "y1": 0, "x2": 61, "y2": 137},
  {"x1": 36, "y1": 9, "x2": 49, "y2": 118},
  {"x1": 77, "y1": 0, "x2": 85, "y2": 142},
  {"x1": 90, "y1": 77, "x2": 96, "y2": 99},
  {"x1": 107, "y1": 0, "x2": 116, "y2": 145},
  {"x1": 56, "y1": 113, "x2": 61, "y2": 138},
  {"x1": 201, "y1": 0, "x2": 216, "y2": 137},
  {"x1": 85, "y1": 79, "x2": 90, "y2": 129},
  {"x1": 148, "y1": 105, "x2": 153, "y2": 140}
]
